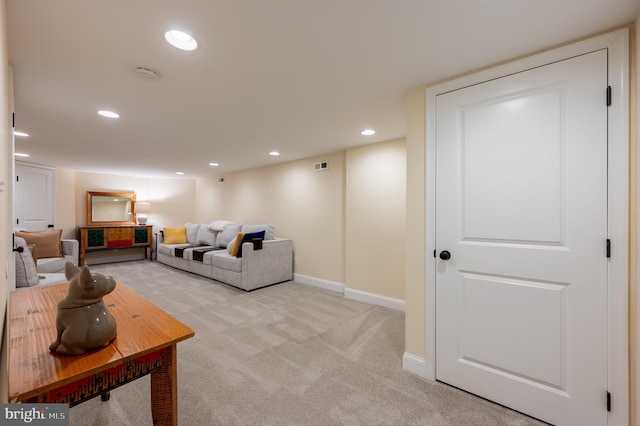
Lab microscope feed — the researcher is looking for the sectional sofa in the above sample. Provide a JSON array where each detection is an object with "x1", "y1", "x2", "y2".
[{"x1": 156, "y1": 221, "x2": 293, "y2": 291}]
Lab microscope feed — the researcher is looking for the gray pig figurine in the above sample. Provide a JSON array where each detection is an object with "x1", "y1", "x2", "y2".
[{"x1": 49, "y1": 262, "x2": 117, "y2": 355}]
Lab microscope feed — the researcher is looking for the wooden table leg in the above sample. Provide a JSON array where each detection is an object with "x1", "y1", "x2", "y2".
[{"x1": 150, "y1": 346, "x2": 177, "y2": 426}]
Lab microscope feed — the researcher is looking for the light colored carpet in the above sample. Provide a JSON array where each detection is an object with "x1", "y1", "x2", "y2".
[{"x1": 67, "y1": 260, "x2": 545, "y2": 426}]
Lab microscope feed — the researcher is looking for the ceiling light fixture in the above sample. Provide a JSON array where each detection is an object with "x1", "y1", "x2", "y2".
[
  {"x1": 176, "y1": 172, "x2": 184, "y2": 175},
  {"x1": 269, "y1": 151, "x2": 280, "y2": 156},
  {"x1": 164, "y1": 30, "x2": 198, "y2": 51},
  {"x1": 361, "y1": 129, "x2": 375, "y2": 136},
  {"x1": 14, "y1": 131, "x2": 29, "y2": 137},
  {"x1": 14, "y1": 153, "x2": 29, "y2": 157},
  {"x1": 209, "y1": 163, "x2": 219, "y2": 167},
  {"x1": 98, "y1": 110, "x2": 119, "y2": 118}
]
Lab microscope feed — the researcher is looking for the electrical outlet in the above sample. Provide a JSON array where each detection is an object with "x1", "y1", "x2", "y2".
[{"x1": 294, "y1": 257, "x2": 299, "y2": 265}]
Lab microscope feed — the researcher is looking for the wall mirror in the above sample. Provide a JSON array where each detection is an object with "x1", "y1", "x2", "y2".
[{"x1": 86, "y1": 191, "x2": 137, "y2": 226}]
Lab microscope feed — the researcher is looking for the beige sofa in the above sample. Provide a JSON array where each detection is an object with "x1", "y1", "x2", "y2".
[{"x1": 157, "y1": 222, "x2": 293, "y2": 291}]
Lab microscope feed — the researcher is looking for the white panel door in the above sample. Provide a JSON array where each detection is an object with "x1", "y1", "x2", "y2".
[
  {"x1": 435, "y1": 50, "x2": 608, "y2": 425},
  {"x1": 15, "y1": 163, "x2": 55, "y2": 231}
]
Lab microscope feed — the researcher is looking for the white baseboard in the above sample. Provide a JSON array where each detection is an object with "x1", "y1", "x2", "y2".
[
  {"x1": 294, "y1": 273, "x2": 346, "y2": 294},
  {"x1": 344, "y1": 288, "x2": 405, "y2": 312},
  {"x1": 402, "y1": 352, "x2": 433, "y2": 380},
  {"x1": 294, "y1": 274, "x2": 406, "y2": 312}
]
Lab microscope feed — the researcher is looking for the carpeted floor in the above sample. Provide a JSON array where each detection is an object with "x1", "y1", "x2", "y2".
[{"x1": 68, "y1": 260, "x2": 546, "y2": 426}]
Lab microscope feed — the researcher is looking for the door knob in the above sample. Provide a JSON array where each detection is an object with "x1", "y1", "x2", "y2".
[{"x1": 439, "y1": 250, "x2": 451, "y2": 260}]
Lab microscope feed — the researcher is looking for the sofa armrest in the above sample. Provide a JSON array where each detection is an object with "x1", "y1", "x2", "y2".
[
  {"x1": 241, "y1": 238, "x2": 293, "y2": 287},
  {"x1": 61, "y1": 239, "x2": 79, "y2": 265}
]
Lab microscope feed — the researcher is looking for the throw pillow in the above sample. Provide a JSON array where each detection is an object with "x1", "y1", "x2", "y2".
[
  {"x1": 236, "y1": 230, "x2": 266, "y2": 258},
  {"x1": 15, "y1": 229, "x2": 63, "y2": 258},
  {"x1": 196, "y1": 225, "x2": 217, "y2": 246},
  {"x1": 228, "y1": 232, "x2": 245, "y2": 257},
  {"x1": 185, "y1": 223, "x2": 201, "y2": 244},
  {"x1": 163, "y1": 227, "x2": 187, "y2": 244},
  {"x1": 14, "y1": 236, "x2": 39, "y2": 288}
]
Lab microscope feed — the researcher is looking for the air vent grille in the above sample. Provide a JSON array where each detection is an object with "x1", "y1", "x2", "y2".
[{"x1": 314, "y1": 162, "x2": 328, "y2": 171}]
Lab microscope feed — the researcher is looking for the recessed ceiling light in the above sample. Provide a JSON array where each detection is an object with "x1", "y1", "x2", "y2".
[
  {"x1": 14, "y1": 153, "x2": 29, "y2": 157},
  {"x1": 176, "y1": 172, "x2": 184, "y2": 175},
  {"x1": 164, "y1": 30, "x2": 198, "y2": 51},
  {"x1": 361, "y1": 129, "x2": 375, "y2": 136},
  {"x1": 269, "y1": 151, "x2": 280, "y2": 156},
  {"x1": 98, "y1": 110, "x2": 119, "y2": 118},
  {"x1": 209, "y1": 162, "x2": 219, "y2": 167},
  {"x1": 14, "y1": 131, "x2": 29, "y2": 137}
]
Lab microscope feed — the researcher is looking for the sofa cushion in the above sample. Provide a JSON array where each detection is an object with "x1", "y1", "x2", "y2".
[
  {"x1": 236, "y1": 230, "x2": 266, "y2": 258},
  {"x1": 16, "y1": 229, "x2": 63, "y2": 258},
  {"x1": 196, "y1": 225, "x2": 217, "y2": 246},
  {"x1": 210, "y1": 252, "x2": 242, "y2": 272},
  {"x1": 163, "y1": 227, "x2": 187, "y2": 244},
  {"x1": 240, "y1": 224, "x2": 274, "y2": 240},
  {"x1": 158, "y1": 243, "x2": 193, "y2": 256},
  {"x1": 185, "y1": 223, "x2": 201, "y2": 244},
  {"x1": 216, "y1": 224, "x2": 242, "y2": 248},
  {"x1": 37, "y1": 257, "x2": 67, "y2": 274},
  {"x1": 14, "y1": 236, "x2": 39, "y2": 288}
]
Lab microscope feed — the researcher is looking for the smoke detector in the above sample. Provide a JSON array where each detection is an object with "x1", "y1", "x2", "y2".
[{"x1": 134, "y1": 66, "x2": 160, "y2": 82}]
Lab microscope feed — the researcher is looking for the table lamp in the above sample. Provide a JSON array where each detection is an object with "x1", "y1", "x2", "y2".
[{"x1": 135, "y1": 202, "x2": 151, "y2": 225}]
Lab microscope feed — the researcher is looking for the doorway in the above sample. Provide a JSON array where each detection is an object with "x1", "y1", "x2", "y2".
[{"x1": 425, "y1": 29, "x2": 629, "y2": 425}]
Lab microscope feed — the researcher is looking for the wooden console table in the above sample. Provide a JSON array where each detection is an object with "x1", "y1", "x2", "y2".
[
  {"x1": 8, "y1": 282, "x2": 194, "y2": 425},
  {"x1": 78, "y1": 225, "x2": 153, "y2": 265}
]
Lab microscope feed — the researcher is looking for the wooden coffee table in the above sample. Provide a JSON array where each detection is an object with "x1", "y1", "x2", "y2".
[{"x1": 8, "y1": 281, "x2": 195, "y2": 426}]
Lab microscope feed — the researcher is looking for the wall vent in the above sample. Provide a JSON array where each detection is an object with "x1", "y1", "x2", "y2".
[{"x1": 314, "y1": 162, "x2": 328, "y2": 171}]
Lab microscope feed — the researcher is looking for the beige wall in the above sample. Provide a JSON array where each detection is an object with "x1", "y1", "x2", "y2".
[
  {"x1": 405, "y1": 87, "x2": 427, "y2": 357},
  {"x1": 632, "y1": 15, "x2": 639, "y2": 426},
  {"x1": 0, "y1": 0, "x2": 9, "y2": 403},
  {"x1": 345, "y1": 139, "x2": 406, "y2": 300},
  {"x1": 55, "y1": 167, "x2": 76, "y2": 239},
  {"x1": 72, "y1": 171, "x2": 197, "y2": 237},
  {"x1": 196, "y1": 151, "x2": 347, "y2": 283}
]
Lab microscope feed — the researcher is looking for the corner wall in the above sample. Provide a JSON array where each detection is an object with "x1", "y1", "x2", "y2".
[
  {"x1": 196, "y1": 141, "x2": 408, "y2": 303},
  {"x1": 345, "y1": 139, "x2": 406, "y2": 305}
]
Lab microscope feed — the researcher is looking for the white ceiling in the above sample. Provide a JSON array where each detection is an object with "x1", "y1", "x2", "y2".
[{"x1": 7, "y1": 1, "x2": 640, "y2": 178}]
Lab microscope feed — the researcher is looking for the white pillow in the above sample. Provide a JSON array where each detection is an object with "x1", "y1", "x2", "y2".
[
  {"x1": 217, "y1": 224, "x2": 242, "y2": 248},
  {"x1": 196, "y1": 225, "x2": 217, "y2": 246},
  {"x1": 241, "y1": 224, "x2": 275, "y2": 240},
  {"x1": 185, "y1": 223, "x2": 201, "y2": 244},
  {"x1": 14, "y1": 236, "x2": 39, "y2": 288}
]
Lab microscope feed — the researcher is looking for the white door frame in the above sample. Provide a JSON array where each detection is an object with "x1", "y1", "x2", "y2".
[{"x1": 425, "y1": 29, "x2": 629, "y2": 425}]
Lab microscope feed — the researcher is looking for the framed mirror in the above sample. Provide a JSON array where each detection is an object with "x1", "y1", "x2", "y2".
[{"x1": 86, "y1": 191, "x2": 137, "y2": 226}]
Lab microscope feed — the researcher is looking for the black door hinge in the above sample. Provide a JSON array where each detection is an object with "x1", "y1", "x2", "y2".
[
  {"x1": 607, "y1": 239, "x2": 611, "y2": 258},
  {"x1": 433, "y1": 249, "x2": 436, "y2": 258},
  {"x1": 16, "y1": 176, "x2": 18, "y2": 182},
  {"x1": 606, "y1": 86, "x2": 612, "y2": 106},
  {"x1": 607, "y1": 391, "x2": 611, "y2": 412}
]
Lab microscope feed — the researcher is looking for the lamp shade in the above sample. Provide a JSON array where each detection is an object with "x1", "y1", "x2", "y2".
[
  {"x1": 136, "y1": 202, "x2": 151, "y2": 224},
  {"x1": 136, "y1": 202, "x2": 151, "y2": 213}
]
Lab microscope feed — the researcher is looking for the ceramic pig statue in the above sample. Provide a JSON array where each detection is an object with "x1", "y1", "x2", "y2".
[{"x1": 49, "y1": 262, "x2": 117, "y2": 355}]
